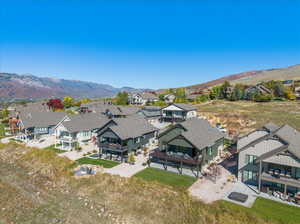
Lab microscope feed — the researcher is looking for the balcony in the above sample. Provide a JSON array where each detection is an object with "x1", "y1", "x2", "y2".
[
  {"x1": 261, "y1": 171, "x2": 300, "y2": 188},
  {"x1": 150, "y1": 149, "x2": 201, "y2": 166},
  {"x1": 99, "y1": 142, "x2": 128, "y2": 152},
  {"x1": 59, "y1": 135, "x2": 76, "y2": 142}
]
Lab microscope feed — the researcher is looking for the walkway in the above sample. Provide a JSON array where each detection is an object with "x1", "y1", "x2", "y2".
[
  {"x1": 0, "y1": 136, "x2": 13, "y2": 144},
  {"x1": 104, "y1": 154, "x2": 147, "y2": 177},
  {"x1": 26, "y1": 135, "x2": 56, "y2": 149},
  {"x1": 59, "y1": 142, "x2": 97, "y2": 160}
]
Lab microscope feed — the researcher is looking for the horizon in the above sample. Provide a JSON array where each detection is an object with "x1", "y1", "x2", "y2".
[{"x1": 1, "y1": 1, "x2": 300, "y2": 89}]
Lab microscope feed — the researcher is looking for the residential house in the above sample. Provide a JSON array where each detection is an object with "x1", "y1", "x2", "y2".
[
  {"x1": 138, "y1": 106, "x2": 161, "y2": 124},
  {"x1": 97, "y1": 115, "x2": 158, "y2": 162},
  {"x1": 18, "y1": 111, "x2": 67, "y2": 141},
  {"x1": 128, "y1": 92, "x2": 159, "y2": 105},
  {"x1": 54, "y1": 113, "x2": 112, "y2": 150},
  {"x1": 161, "y1": 103, "x2": 197, "y2": 122},
  {"x1": 238, "y1": 123, "x2": 300, "y2": 197},
  {"x1": 245, "y1": 84, "x2": 272, "y2": 99},
  {"x1": 149, "y1": 118, "x2": 225, "y2": 177},
  {"x1": 80, "y1": 102, "x2": 139, "y2": 118},
  {"x1": 163, "y1": 94, "x2": 176, "y2": 104}
]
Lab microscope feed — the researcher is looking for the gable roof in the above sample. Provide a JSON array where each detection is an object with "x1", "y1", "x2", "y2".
[
  {"x1": 174, "y1": 118, "x2": 224, "y2": 150},
  {"x1": 263, "y1": 123, "x2": 280, "y2": 132},
  {"x1": 162, "y1": 103, "x2": 197, "y2": 111},
  {"x1": 104, "y1": 115, "x2": 158, "y2": 140},
  {"x1": 62, "y1": 113, "x2": 111, "y2": 133},
  {"x1": 21, "y1": 111, "x2": 67, "y2": 129},
  {"x1": 239, "y1": 123, "x2": 300, "y2": 161}
]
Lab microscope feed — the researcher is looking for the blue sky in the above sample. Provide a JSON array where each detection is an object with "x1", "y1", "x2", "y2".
[{"x1": 1, "y1": 0, "x2": 299, "y2": 89}]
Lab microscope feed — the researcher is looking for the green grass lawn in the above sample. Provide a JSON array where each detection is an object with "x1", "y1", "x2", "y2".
[
  {"x1": 219, "y1": 197, "x2": 300, "y2": 224},
  {"x1": 134, "y1": 168, "x2": 197, "y2": 188},
  {"x1": 44, "y1": 145, "x2": 67, "y2": 153},
  {"x1": 76, "y1": 157, "x2": 119, "y2": 168}
]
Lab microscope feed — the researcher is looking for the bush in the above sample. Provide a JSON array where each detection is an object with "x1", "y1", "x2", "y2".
[{"x1": 254, "y1": 94, "x2": 272, "y2": 102}]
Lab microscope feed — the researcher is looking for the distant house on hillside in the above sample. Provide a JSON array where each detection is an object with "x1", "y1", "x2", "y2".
[
  {"x1": 245, "y1": 84, "x2": 272, "y2": 99},
  {"x1": 149, "y1": 118, "x2": 225, "y2": 177},
  {"x1": 128, "y1": 92, "x2": 159, "y2": 105},
  {"x1": 161, "y1": 103, "x2": 197, "y2": 122},
  {"x1": 163, "y1": 94, "x2": 176, "y2": 104},
  {"x1": 295, "y1": 87, "x2": 300, "y2": 100},
  {"x1": 237, "y1": 123, "x2": 300, "y2": 197}
]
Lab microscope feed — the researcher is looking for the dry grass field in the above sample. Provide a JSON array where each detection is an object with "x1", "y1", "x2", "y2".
[
  {"x1": 0, "y1": 143, "x2": 274, "y2": 224},
  {"x1": 197, "y1": 100, "x2": 300, "y2": 136}
]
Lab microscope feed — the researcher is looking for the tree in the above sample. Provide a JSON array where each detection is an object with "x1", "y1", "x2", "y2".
[
  {"x1": 47, "y1": 99, "x2": 64, "y2": 111},
  {"x1": 115, "y1": 92, "x2": 129, "y2": 105},
  {"x1": 63, "y1": 96, "x2": 74, "y2": 108},
  {"x1": 159, "y1": 94, "x2": 165, "y2": 101},
  {"x1": 229, "y1": 84, "x2": 245, "y2": 101},
  {"x1": 209, "y1": 86, "x2": 222, "y2": 100},
  {"x1": 273, "y1": 83, "x2": 285, "y2": 97},
  {"x1": 175, "y1": 88, "x2": 186, "y2": 99},
  {"x1": 196, "y1": 94, "x2": 209, "y2": 103},
  {"x1": 220, "y1": 81, "x2": 231, "y2": 99},
  {"x1": 1, "y1": 108, "x2": 9, "y2": 119},
  {"x1": 285, "y1": 89, "x2": 296, "y2": 100}
]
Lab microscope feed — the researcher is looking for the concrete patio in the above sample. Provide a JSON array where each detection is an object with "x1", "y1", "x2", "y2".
[{"x1": 59, "y1": 142, "x2": 98, "y2": 160}]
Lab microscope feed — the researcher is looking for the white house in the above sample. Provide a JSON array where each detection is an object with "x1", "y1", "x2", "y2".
[{"x1": 161, "y1": 103, "x2": 197, "y2": 122}]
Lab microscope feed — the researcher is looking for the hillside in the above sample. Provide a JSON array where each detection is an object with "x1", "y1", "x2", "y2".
[
  {"x1": 186, "y1": 64, "x2": 300, "y2": 90},
  {"x1": 0, "y1": 73, "x2": 146, "y2": 99},
  {"x1": 0, "y1": 142, "x2": 273, "y2": 224}
]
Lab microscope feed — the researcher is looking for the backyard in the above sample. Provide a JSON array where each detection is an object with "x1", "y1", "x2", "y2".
[
  {"x1": 0, "y1": 123, "x2": 6, "y2": 138},
  {"x1": 134, "y1": 168, "x2": 197, "y2": 188},
  {"x1": 44, "y1": 144, "x2": 67, "y2": 153},
  {"x1": 219, "y1": 197, "x2": 300, "y2": 224},
  {"x1": 76, "y1": 157, "x2": 119, "y2": 168}
]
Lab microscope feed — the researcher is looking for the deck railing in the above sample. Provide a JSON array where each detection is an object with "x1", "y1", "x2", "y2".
[{"x1": 150, "y1": 149, "x2": 201, "y2": 165}]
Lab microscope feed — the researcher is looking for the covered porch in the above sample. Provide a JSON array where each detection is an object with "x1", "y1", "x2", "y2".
[
  {"x1": 161, "y1": 110, "x2": 187, "y2": 122},
  {"x1": 98, "y1": 136, "x2": 129, "y2": 162}
]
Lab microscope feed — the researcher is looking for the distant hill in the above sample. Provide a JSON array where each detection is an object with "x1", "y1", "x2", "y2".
[
  {"x1": 185, "y1": 64, "x2": 300, "y2": 90},
  {"x1": 0, "y1": 73, "x2": 148, "y2": 100}
]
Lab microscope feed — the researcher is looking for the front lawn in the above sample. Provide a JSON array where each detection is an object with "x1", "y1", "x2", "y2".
[
  {"x1": 220, "y1": 197, "x2": 300, "y2": 224},
  {"x1": 44, "y1": 145, "x2": 67, "y2": 153},
  {"x1": 76, "y1": 157, "x2": 119, "y2": 168},
  {"x1": 134, "y1": 168, "x2": 197, "y2": 188}
]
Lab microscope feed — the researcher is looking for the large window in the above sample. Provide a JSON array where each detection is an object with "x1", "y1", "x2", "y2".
[
  {"x1": 245, "y1": 155, "x2": 257, "y2": 165},
  {"x1": 296, "y1": 168, "x2": 300, "y2": 179},
  {"x1": 243, "y1": 170, "x2": 258, "y2": 182}
]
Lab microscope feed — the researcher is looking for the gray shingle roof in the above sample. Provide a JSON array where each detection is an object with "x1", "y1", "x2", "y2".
[
  {"x1": 178, "y1": 118, "x2": 225, "y2": 150},
  {"x1": 21, "y1": 111, "x2": 67, "y2": 129},
  {"x1": 274, "y1": 125, "x2": 300, "y2": 159},
  {"x1": 62, "y1": 113, "x2": 111, "y2": 133},
  {"x1": 237, "y1": 130, "x2": 269, "y2": 150},
  {"x1": 171, "y1": 103, "x2": 197, "y2": 111},
  {"x1": 108, "y1": 115, "x2": 158, "y2": 140}
]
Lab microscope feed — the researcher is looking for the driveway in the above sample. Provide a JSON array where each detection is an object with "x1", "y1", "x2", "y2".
[{"x1": 104, "y1": 154, "x2": 147, "y2": 177}]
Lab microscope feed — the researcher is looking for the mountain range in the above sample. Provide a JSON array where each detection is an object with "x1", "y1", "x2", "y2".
[
  {"x1": 1, "y1": 64, "x2": 299, "y2": 100},
  {"x1": 0, "y1": 73, "x2": 147, "y2": 100}
]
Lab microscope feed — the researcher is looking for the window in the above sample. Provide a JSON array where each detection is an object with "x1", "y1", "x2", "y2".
[
  {"x1": 245, "y1": 155, "x2": 257, "y2": 165},
  {"x1": 243, "y1": 170, "x2": 258, "y2": 182},
  {"x1": 134, "y1": 137, "x2": 140, "y2": 143},
  {"x1": 296, "y1": 168, "x2": 300, "y2": 179},
  {"x1": 207, "y1": 147, "x2": 213, "y2": 156}
]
